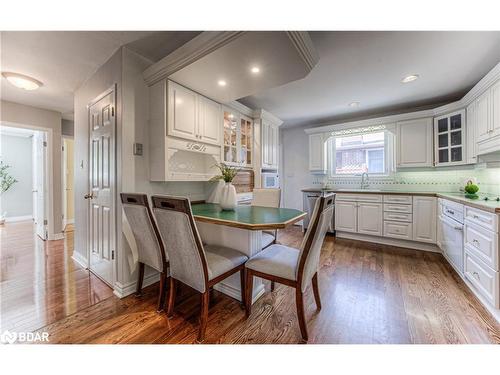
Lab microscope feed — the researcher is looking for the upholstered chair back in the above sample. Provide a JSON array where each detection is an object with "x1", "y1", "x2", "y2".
[
  {"x1": 251, "y1": 188, "x2": 281, "y2": 208},
  {"x1": 120, "y1": 193, "x2": 167, "y2": 273},
  {"x1": 296, "y1": 193, "x2": 335, "y2": 291},
  {"x1": 151, "y1": 196, "x2": 209, "y2": 293}
]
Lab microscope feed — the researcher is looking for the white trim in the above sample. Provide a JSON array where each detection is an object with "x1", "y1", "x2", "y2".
[
  {"x1": 253, "y1": 108, "x2": 284, "y2": 127},
  {"x1": 113, "y1": 272, "x2": 160, "y2": 299},
  {"x1": 4, "y1": 215, "x2": 33, "y2": 222},
  {"x1": 143, "y1": 32, "x2": 246, "y2": 86},
  {"x1": 336, "y1": 231, "x2": 441, "y2": 253},
  {"x1": 48, "y1": 232, "x2": 65, "y2": 241},
  {"x1": 285, "y1": 32, "x2": 319, "y2": 71},
  {"x1": 64, "y1": 219, "x2": 75, "y2": 225},
  {"x1": 72, "y1": 252, "x2": 88, "y2": 269}
]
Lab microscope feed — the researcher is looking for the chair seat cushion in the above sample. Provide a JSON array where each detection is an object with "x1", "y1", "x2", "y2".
[
  {"x1": 261, "y1": 232, "x2": 275, "y2": 249},
  {"x1": 245, "y1": 244, "x2": 299, "y2": 281},
  {"x1": 205, "y1": 245, "x2": 248, "y2": 281}
]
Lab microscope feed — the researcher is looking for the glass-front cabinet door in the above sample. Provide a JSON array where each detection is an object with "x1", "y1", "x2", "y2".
[
  {"x1": 434, "y1": 110, "x2": 466, "y2": 166},
  {"x1": 222, "y1": 108, "x2": 253, "y2": 167}
]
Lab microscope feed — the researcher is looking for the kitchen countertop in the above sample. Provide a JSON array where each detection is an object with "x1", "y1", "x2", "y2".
[{"x1": 301, "y1": 187, "x2": 500, "y2": 213}]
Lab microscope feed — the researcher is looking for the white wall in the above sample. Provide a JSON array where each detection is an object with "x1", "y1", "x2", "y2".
[
  {"x1": 0, "y1": 100, "x2": 63, "y2": 237},
  {"x1": 0, "y1": 134, "x2": 33, "y2": 218}
]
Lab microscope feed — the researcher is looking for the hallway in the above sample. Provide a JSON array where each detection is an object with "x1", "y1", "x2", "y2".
[{"x1": 0, "y1": 221, "x2": 113, "y2": 332}]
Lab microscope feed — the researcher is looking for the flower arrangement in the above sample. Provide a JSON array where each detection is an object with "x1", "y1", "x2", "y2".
[
  {"x1": 1, "y1": 160, "x2": 17, "y2": 194},
  {"x1": 210, "y1": 163, "x2": 240, "y2": 183}
]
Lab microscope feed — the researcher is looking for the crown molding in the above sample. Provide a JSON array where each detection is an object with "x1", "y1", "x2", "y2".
[
  {"x1": 461, "y1": 62, "x2": 500, "y2": 106},
  {"x1": 225, "y1": 100, "x2": 254, "y2": 117},
  {"x1": 253, "y1": 109, "x2": 284, "y2": 126},
  {"x1": 286, "y1": 31, "x2": 319, "y2": 71},
  {"x1": 143, "y1": 31, "x2": 246, "y2": 86}
]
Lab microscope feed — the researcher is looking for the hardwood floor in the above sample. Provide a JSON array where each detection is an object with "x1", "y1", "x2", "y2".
[
  {"x1": 25, "y1": 225, "x2": 500, "y2": 344},
  {"x1": 0, "y1": 221, "x2": 113, "y2": 333}
]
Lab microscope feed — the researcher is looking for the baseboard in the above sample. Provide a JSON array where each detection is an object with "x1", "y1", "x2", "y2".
[
  {"x1": 336, "y1": 231, "x2": 441, "y2": 253},
  {"x1": 113, "y1": 272, "x2": 160, "y2": 299},
  {"x1": 214, "y1": 281, "x2": 265, "y2": 303},
  {"x1": 65, "y1": 219, "x2": 74, "y2": 225},
  {"x1": 71, "y1": 252, "x2": 88, "y2": 269},
  {"x1": 4, "y1": 215, "x2": 33, "y2": 223}
]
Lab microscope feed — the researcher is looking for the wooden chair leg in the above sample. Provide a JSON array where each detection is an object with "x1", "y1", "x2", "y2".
[
  {"x1": 239, "y1": 268, "x2": 246, "y2": 308},
  {"x1": 167, "y1": 277, "x2": 177, "y2": 318},
  {"x1": 312, "y1": 272, "x2": 322, "y2": 310},
  {"x1": 245, "y1": 270, "x2": 254, "y2": 317},
  {"x1": 157, "y1": 272, "x2": 167, "y2": 312},
  {"x1": 271, "y1": 281, "x2": 275, "y2": 292},
  {"x1": 197, "y1": 291, "x2": 210, "y2": 343},
  {"x1": 295, "y1": 288, "x2": 309, "y2": 342},
  {"x1": 135, "y1": 262, "x2": 145, "y2": 296}
]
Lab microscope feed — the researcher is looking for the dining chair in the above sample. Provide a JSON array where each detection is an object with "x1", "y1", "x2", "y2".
[
  {"x1": 244, "y1": 193, "x2": 334, "y2": 342},
  {"x1": 120, "y1": 193, "x2": 169, "y2": 312},
  {"x1": 151, "y1": 195, "x2": 248, "y2": 343},
  {"x1": 252, "y1": 188, "x2": 281, "y2": 247}
]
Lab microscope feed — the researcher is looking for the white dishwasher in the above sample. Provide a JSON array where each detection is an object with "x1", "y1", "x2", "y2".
[{"x1": 437, "y1": 199, "x2": 464, "y2": 275}]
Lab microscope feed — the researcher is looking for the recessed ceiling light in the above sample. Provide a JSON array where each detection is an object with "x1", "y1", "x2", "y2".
[
  {"x1": 401, "y1": 74, "x2": 419, "y2": 83},
  {"x1": 228, "y1": 114, "x2": 234, "y2": 119},
  {"x1": 251, "y1": 67, "x2": 260, "y2": 74},
  {"x1": 349, "y1": 101, "x2": 360, "y2": 108},
  {"x1": 218, "y1": 80, "x2": 227, "y2": 87},
  {"x1": 2, "y1": 72, "x2": 43, "y2": 91}
]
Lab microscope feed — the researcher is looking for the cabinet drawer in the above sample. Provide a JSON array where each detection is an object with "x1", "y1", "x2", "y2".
[
  {"x1": 335, "y1": 194, "x2": 382, "y2": 203},
  {"x1": 440, "y1": 199, "x2": 464, "y2": 223},
  {"x1": 384, "y1": 204, "x2": 412, "y2": 214},
  {"x1": 383, "y1": 195, "x2": 412, "y2": 204},
  {"x1": 383, "y1": 212, "x2": 412, "y2": 222},
  {"x1": 464, "y1": 221, "x2": 498, "y2": 270},
  {"x1": 465, "y1": 206, "x2": 498, "y2": 232},
  {"x1": 383, "y1": 221, "x2": 413, "y2": 240},
  {"x1": 464, "y1": 251, "x2": 499, "y2": 308}
]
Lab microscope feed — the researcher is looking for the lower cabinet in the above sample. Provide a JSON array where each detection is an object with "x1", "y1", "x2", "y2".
[
  {"x1": 357, "y1": 202, "x2": 383, "y2": 236},
  {"x1": 412, "y1": 196, "x2": 437, "y2": 243},
  {"x1": 335, "y1": 201, "x2": 357, "y2": 233}
]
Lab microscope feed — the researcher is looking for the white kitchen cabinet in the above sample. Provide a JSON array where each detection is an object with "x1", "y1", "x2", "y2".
[
  {"x1": 396, "y1": 118, "x2": 433, "y2": 168},
  {"x1": 335, "y1": 201, "x2": 357, "y2": 233},
  {"x1": 466, "y1": 101, "x2": 478, "y2": 164},
  {"x1": 167, "y1": 80, "x2": 222, "y2": 146},
  {"x1": 261, "y1": 121, "x2": 279, "y2": 170},
  {"x1": 357, "y1": 202, "x2": 383, "y2": 236},
  {"x1": 476, "y1": 79, "x2": 500, "y2": 156},
  {"x1": 222, "y1": 107, "x2": 253, "y2": 167},
  {"x1": 412, "y1": 196, "x2": 437, "y2": 243},
  {"x1": 309, "y1": 133, "x2": 326, "y2": 173},
  {"x1": 434, "y1": 110, "x2": 466, "y2": 166}
]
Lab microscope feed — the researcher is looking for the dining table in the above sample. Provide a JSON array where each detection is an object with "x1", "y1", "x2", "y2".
[{"x1": 192, "y1": 203, "x2": 306, "y2": 303}]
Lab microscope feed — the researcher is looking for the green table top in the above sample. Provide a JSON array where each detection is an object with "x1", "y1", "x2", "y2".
[{"x1": 191, "y1": 203, "x2": 306, "y2": 230}]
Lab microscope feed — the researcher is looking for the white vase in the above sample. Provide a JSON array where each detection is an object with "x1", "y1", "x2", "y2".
[{"x1": 219, "y1": 182, "x2": 237, "y2": 210}]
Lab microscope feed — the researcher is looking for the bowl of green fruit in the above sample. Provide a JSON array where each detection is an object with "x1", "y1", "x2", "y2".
[{"x1": 464, "y1": 180, "x2": 479, "y2": 199}]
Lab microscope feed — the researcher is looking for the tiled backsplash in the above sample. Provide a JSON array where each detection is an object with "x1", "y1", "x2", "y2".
[{"x1": 311, "y1": 166, "x2": 500, "y2": 196}]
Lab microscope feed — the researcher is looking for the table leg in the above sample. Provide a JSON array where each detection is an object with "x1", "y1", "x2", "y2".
[{"x1": 196, "y1": 222, "x2": 265, "y2": 303}]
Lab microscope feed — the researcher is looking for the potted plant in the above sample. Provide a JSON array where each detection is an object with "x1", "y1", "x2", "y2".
[
  {"x1": 0, "y1": 160, "x2": 18, "y2": 225},
  {"x1": 464, "y1": 180, "x2": 479, "y2": 199},
  {"x1": 210, "y1": 163, "x2": 239, "y2": 210}
]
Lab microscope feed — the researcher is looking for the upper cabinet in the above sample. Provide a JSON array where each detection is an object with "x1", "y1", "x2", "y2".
[
  {"x1": 466, "y1": 102, "x2": 478, "y2": 164},
  {"x1": 222, "y1": 107, "x2": 253, "y2": 168},
  {"x1": 167, "y1": 81, "x2": 222, "y2": 146},
  {"x1": 261, "y1": 121, "x2": 279, "y2": 170},
  {"x1": 397, "y1": 118, "x2": 433, "y2": 168},
  {"x1": 476, "y1": 79, "x2": 500, "y2": 156},
  {"x1": 309, "y1": 133, "x2": 327, "y2": 173},
  {"x1": 434, "y1": 110, "x2": 466, "y2": 166}
]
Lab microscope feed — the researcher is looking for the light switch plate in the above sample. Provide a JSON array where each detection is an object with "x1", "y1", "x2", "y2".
[{"x1": 133, "y1": 143, "x2": 143, "y2": 156}]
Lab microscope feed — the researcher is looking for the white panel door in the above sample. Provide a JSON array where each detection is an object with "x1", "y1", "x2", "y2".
[
  {"x1": 335, "y1": 201, "x2": 357, "y2": 233},
  {"x1": 412, "y1": 196, "x2": 437, "y2": 243},
  {"x1": 167, "y1": 81, "x2": 198, "y2": 141},
  {"x1": 309, "y1": 133, "x2": 325, "y2": 172},
  {"x1": 357, "y1": 202, "x2": 383, "y2": 236},
  {"x1": 261, "y1": 121, "x2": 270, "y2": 167},
  {"x1": 198, "y1": 95, "x2": 221, "y2": 145},
  {"x1": 270, "y1": 125, "x2": 279, "y2": 169},
  {"x1": 87, "y1": 87, "x2": 116, "y2": 286},
  {"x1": 397, "y1": 118, "x2": 433, "y2": 167},
  {"x1": 32, "y1": 131, "x2": 47, "y2": 240},
  {"x1": 466, "y1": 102, "x2": 477, "y2": 164},
  {"x1": 490, "y1": 79, "x2": 500, "y2": 139},
  {"x1": 476, "y1": 91, "x2": 491, "y2": 143}
]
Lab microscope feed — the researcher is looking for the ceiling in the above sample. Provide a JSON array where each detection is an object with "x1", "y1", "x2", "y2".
[
  {"x1": 240, "y1": 31, "x2": 500, "y2": 128},
  {"x1": 0, "y1": 31, "x2": 199, "y2": 119}
]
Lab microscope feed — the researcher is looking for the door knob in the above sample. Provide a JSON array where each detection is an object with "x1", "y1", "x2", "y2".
[{"x1": 84, "y1": 193, "x2": 94, "y2": 199}]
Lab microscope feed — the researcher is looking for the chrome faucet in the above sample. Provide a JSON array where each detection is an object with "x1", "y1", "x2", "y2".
[{"x1": 360, "y1": 172, "x2": 369, "y2": 189}]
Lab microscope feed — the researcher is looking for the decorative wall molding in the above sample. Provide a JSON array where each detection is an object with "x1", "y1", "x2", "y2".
[
  {"x1": 143, "y1": 31, "x2": 246, "y2": 87},
  {"x1": 71, "y1": 252, "x2": 88, "y2": 269},
  {"x1": 286, "y1": 31, "x2": 319, "y2": 71}
]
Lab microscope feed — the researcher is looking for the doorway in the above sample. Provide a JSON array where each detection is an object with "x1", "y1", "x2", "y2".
[{"x1": 0, "y1": 125, "x2": 48, "y2": 240}]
